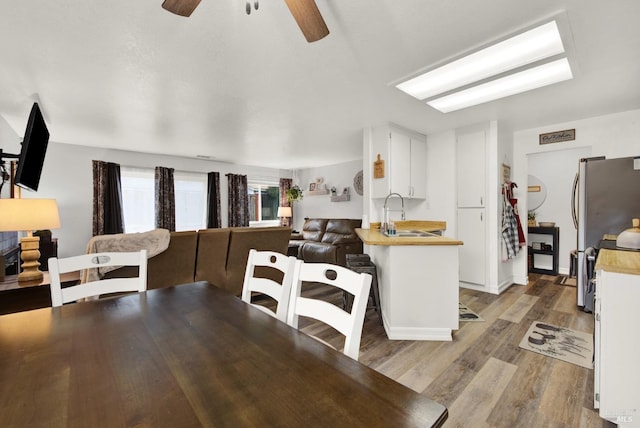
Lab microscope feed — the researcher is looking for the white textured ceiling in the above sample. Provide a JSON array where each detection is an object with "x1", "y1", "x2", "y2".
[{"x1": 1, "y1": 1, "x2": 639, "y2": 169}]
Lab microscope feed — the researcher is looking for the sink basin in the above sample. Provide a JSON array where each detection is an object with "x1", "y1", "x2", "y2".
[{"x1": 383, "y1": 230, "x2": 441, "y2": 237}]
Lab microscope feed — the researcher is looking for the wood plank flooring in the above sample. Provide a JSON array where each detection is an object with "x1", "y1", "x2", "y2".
[{"x1": 289, "y1": 274, "x2": 615, "y2": 427}]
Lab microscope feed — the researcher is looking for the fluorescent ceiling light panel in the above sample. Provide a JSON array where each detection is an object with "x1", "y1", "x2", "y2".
[
  {"x1": 396, "y1": 21, "x2": 566, "y2": 100},
  {"x1": 427, "y1": 58, "x2": 573, "y2": 113}
]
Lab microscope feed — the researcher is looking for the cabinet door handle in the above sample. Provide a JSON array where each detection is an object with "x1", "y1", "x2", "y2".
[
  {"x1": 480, "y1": 197, "x2": 483, "y2": 206},
  {"x1": 480, "y1": 212, "x2": 483, "y2": 221}
]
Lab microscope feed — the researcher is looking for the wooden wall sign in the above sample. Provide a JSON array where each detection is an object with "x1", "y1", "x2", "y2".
[
  {"x1": 373, "y1": 154, "x2": 385, "y2": 179},
  {"x1": 539, "y1": 129, "x2": 575, "y2": 145}
]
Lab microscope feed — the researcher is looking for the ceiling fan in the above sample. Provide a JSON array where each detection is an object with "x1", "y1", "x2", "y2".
[{"x1": 161, "y1": 0, "x2": 330, "y2": 43}]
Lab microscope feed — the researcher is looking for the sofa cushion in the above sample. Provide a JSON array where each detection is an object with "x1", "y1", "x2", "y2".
[
  {"x1": 148, "y1": 230, "x2": 198, "y2": 289},
  {"x1": 299, "y1": 241, "x2": 338, "y2": 264},
  {"x1": 195, "y1": 228, "x2": 231, "y2": 289},
  {"x1": 321, "y1": 219, "x2": 361, "y2": 244},
  {"x1": 105, "y1": 230, "x2": 198, "y2": 289},
  {"x1": 301, "y1": 219, "x2": 328, "y2": 242},
  {"x1": 225, "y1": 226, "x2": 292, "y2": 296}
]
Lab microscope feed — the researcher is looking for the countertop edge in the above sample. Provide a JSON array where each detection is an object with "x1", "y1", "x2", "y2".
[
  {"x1": 356, "y1": 228, "x2": 463, "y2": 246},
  {"x1": 595, "y1": 248, "x2": 640, "y2": 276}
]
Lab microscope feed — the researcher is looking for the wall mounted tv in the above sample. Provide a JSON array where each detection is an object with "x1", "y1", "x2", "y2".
[{"x1": 14, "y1": 102, "x2": 50, "y2": 192}]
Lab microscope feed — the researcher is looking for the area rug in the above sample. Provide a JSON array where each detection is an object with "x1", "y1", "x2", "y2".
[
  {"x1": 519, "y1": 321, "x2": 593, "y2": 369},
  {"x1": 459, "y1": 303, "x2": 484, "y2": 322},
  {"x1": 554, "y1": 275, "x2": 577, "y2": 287}
]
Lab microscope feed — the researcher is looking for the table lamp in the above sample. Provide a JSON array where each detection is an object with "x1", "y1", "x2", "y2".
[
  {"x1": 0, "y1": 198, "x2": 60, "y2": 283},
  {"x1": 277, "y1": 206, "x2": 292, "y2": 227}
]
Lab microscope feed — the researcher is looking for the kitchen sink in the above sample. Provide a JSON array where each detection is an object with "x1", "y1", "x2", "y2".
[{"x1": 383, "y1": 230, "x2": 442, "y2": 237}]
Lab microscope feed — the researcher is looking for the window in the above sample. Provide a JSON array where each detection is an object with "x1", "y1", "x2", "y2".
[
  {"x1": 174, "y1": 170, "x2": 207, "y2": 231},
  {"x1": 120, "y1": 167, "x2": 208, "y2": 233},
  {"x1": 121, "y1": 167, "x2": 154, "y2": 233},
  {"x1": 248, "y1": 181, "x2": 280, "y2": 226}
]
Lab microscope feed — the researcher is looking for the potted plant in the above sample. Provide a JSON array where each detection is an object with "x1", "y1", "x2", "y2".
[
  {"x1": 528, "y1": 211, "x2": 537, "y2": 227},
  {"x1": 286, "y1": 185, "x2": 304, "y2": 203}
]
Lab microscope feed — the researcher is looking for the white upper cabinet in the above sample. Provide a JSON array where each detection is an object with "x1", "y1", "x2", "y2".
[
  {"x1": 456, "y1": 130, "x2": 486, "y2": 208},
  {"x1": 371, "y1": 124, "x2": 426, "y2": 199}
]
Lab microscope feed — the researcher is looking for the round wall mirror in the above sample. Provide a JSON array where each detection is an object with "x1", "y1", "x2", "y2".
[{"x1": 527, "y1": 174, "x2": 547, "y2": 211}]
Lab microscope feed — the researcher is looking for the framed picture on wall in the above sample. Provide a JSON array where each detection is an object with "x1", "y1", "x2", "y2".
[
  {"x1": 309, "y1": 183, "x2": 316, "y2": 191},
  {"x1": 502, "y1": 163, "x2": 511, "y2": 184}
]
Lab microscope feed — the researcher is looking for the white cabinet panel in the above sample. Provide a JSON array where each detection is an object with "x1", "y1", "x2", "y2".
[
  {"x1": 457, "y1": 208, "x2": 486, "y2": 286},
  {"x1": 371, "y1": 125, "x2": 426, "y2": 199},
  {"x1": 410, "y1": 136, "x2": 427, "y2": 198},
  {"x1": 389, "y1": 130, "x2": 411, "y2": 196},
  {"x1": 456, "y1": 130, "x2": 486, "y2": 208},
  {"x1": 594, "y1": 267, "x2": 640, "y2": 425}
]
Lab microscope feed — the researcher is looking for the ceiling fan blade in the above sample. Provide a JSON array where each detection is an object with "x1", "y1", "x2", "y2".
[
  {"x1": 284, "y1": 0, "x2": 330, "y2": 43},
  {"x1": 162, "y1": 0, "x2": 202, "y2": 17}
]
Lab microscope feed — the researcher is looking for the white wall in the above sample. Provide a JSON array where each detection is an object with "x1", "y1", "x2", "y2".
[
  {"x1": 31, "y1": 142, "x2": 291, "y2": 258},
  {"x1": 291, "y1": 159, "x2": 364, "y2": 231},
  {"x1": 512, "y1": 108, "x2": 640, "y2": 283},
  {"x1": 495, "y1": 122, "x2": 515, "y2": 289}
]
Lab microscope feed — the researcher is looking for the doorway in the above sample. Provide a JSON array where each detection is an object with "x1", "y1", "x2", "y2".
[{"x1": 526, "y1": 146, "x2": 591, "y2": 275}]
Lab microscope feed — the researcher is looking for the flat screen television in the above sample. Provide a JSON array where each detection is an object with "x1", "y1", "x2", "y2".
[{"x1": 14, "y1": 102, "x2": 49, "y2": 192}]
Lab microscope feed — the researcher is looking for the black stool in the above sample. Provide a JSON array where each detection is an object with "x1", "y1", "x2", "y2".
[
  {"x1": 345, "y1": 254, "x2": 383, "y2": 326},
  {"x1": 569, "y1": 249, "x2": 578, "y2": 278}
]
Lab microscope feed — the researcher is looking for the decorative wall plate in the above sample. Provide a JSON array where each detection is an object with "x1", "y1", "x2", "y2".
[{"x1": 353, "y1": 170, "x2": 363, "y2": 195}]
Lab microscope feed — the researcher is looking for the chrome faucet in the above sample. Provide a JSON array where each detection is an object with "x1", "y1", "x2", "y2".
[{"x1": 383, "y1": 192, "x2": 405, "y2": 232}]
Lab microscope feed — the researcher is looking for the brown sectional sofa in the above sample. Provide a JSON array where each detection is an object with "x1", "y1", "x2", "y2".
[
  {"x1": 107, "y1": 226, "x2": 291, "y2": 296},
  {"x1": 289, "y1": 218, "x2": 363, "y2": 267}
]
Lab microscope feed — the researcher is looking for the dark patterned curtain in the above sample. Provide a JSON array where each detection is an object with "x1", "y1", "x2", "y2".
[
  {"x1": 207, "y1": 171, "x2": 221, "y2": 228},
  {"x1": 155, "y1": 166, "x2": 175, "y2": 231},
  {"x1": 279, "y1": 178, "x2": 292, "y2": 227},
  {"x1": 92, "y1": 160, "x2": 124, "y2": 236},
  {"x1": 226, "y1": 173, "x2": 249, "y2": 227}
]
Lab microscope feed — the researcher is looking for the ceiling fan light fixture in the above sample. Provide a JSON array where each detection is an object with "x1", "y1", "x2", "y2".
[{"x1": 246, "y1": 0, "x2": 259, "y2": 15}]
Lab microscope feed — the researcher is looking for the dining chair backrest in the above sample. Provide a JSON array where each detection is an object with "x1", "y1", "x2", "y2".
[
  {"x1": 48, "y1": 250, "x2": 148, "y2": 307},
  {"x1": 287, "y1": 261, "x2": 372, "y2": 360},
  {"x1": 241, "y1": 249, "x2": 297, "y2": 322}
]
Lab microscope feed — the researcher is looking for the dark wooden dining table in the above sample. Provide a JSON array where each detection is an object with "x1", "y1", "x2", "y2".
[{"x1": 0, "y1": 281, "x2": 448, "y2": 427}]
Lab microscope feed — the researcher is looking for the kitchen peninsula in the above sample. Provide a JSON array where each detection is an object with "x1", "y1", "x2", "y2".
[{"x1": 356, "y1": 221, "x2": 463, "y2": 341}]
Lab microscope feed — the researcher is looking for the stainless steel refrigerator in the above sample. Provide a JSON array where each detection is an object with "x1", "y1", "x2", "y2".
[{"x1": 572, "y1": 156, "x2": 640, "y2": 308}]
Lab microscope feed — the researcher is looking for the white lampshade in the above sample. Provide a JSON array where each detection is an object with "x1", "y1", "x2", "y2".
[
  {"x1": 277, "y1": 206, "x2": 292, "y2": 218},
  {"x1": 0, "y1": 198, "x2": 61, "y2": 232}
]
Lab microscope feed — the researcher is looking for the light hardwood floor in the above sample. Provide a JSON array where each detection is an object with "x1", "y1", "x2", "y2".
[{"x1": 293, "y1": 274, "x2": 615, "y2": 427}]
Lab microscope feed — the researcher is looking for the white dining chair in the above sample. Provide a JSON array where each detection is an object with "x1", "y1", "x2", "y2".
[
  {"x1": 48, "y1": 250, "x2": 147, "y2": 307},
  {"x1": 287, "y1": 261, "x2": 372, "y2": 360},
  {"x1": 241, "y1": 249, "x2": 297, "y2": 322}
]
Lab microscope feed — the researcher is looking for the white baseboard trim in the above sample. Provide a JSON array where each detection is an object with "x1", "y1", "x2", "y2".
[
  {"x1": 513, "y1": 274, "x2": 528, "y2": 285},
  {"x1": 383, "y1": 323, "x2": 453, "y2": 341},
  {"x1": 490, "y1": 279, "x2": 514, "y2": 295},
  {"x1": 459, "y1": 281, "x2": 487, "y2": 292}
]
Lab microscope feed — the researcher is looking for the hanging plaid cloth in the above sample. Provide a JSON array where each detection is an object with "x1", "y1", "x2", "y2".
[{"x1": 502, "y1": 183, "x2": 520, "y2": 260}]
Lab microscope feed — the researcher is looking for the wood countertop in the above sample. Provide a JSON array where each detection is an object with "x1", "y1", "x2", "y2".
[
  {"x1": 356, "y1": 220, "x2": 463, "y2": 246},
  {"x1": 595, "y1": 249, "x2": 640, "y2": 276}
]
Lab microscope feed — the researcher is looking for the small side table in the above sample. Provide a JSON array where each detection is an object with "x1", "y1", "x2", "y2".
[
  {"x1": 0, "y1": 271, "x2": 81, "y2": 315},
  {"x1": 527, "y1": 226, "x2": 560, "y2": 275}
]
